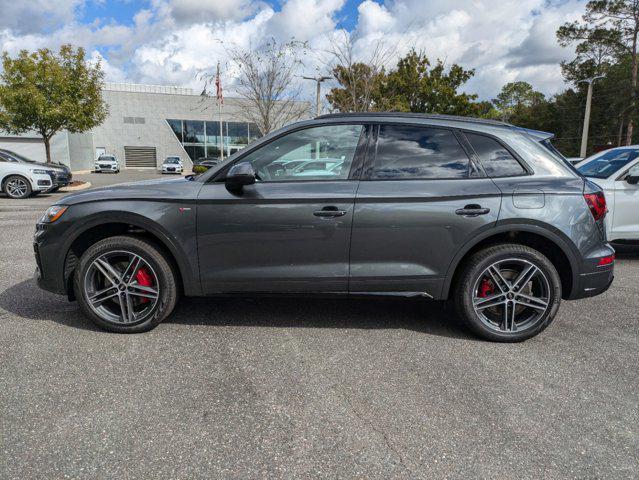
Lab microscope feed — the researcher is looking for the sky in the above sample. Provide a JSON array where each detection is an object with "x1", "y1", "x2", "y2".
[{"x1": 0, "y1": 0, "x2": 588, "y2": 102}]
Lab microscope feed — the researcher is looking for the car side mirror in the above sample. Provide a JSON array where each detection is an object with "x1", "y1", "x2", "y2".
[
  {"x1": 626, "y1": 166, "x2": 639, "y2": 185},
  {"x1": 225, "y1": 162, "x2": 256, "y2": 192}
]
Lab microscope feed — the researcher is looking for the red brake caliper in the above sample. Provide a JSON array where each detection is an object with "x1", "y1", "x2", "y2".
[
  {"x1": 478, "y1": 279, "x2": 494, "y2": 298},
  {"x1": 135, "y1": 267, "x2": 154, "y2": 304}
]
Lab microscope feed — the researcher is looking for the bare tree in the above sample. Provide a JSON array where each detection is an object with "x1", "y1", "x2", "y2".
[
  {"x1": 322, "y1": 31, "x2": 394, "y2": 112},
  {"x1": 227, "y1": 39, "x2": 310, "y2": 135}
]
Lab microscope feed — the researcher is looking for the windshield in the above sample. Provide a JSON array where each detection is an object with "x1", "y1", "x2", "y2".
[
  {"x1": 578, "y1": 149, "x2": 639, "y2": 179},
  {"x1": 165, "y1": 157, "x2": 180, "y2": 164},
  {"x1": 0, "y1": 150, "x2": 35, "y2": 163},
  {"x1": 99, "y1": 156, "x2": 116, "y2": 162}
]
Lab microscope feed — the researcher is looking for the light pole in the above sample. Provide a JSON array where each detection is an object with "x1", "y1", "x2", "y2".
[
  {"x1": 302, "y1": 75, "x2": 331, "y2": 117},
  {"x1": 579, "y1": 75, "x2": 604, "y2": 158}
]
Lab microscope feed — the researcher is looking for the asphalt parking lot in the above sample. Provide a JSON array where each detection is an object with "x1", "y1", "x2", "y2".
[{"x1": 1, "y1": 170, "x2": 638, "y2": 479}]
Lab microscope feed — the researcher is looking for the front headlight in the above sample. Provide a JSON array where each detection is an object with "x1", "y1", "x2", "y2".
[
  {"x1": 39, "y1": 205, "x2": 68, "y2": 223},
  {"x1": 31, "y1": 169, "x2": 48, "y2": 174}
]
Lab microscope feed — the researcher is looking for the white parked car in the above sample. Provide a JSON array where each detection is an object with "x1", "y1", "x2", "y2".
[
  {"x1": 94, "y1": 155, "x2": 120, "y2": 173},
  {"x1": 161, "y1": 156, "x2": 183, "y2": 174},
  {"x1": 0, "y1": 153, "x2": 56, "y2": 199},
  {"x1": 577, "y1": 146, "x2": 639, "y2": 242}
]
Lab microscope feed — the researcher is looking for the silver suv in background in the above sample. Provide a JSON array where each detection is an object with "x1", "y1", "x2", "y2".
[
  {"x1": 94, "y1": 155, "x2": 120, "y2": 173},
  {"x1": 35, "y1": 113, "x2": 614, "y2": 341}
]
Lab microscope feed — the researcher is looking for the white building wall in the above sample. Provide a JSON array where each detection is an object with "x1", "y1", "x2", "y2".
[
  {"x1": 1, "y1": 83, "x2": 311, "y2": 171},
  {"x1": 90, "y1": 85, "x2": 271, "y2": 170}
]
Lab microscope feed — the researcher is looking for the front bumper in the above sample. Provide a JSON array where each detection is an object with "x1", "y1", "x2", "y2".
[
  {"x1": 32, "y1": 173, "x2": 53, "y2": 192},
  {"x1": 94, "y1": 164, "x2": 118, "y2": 172}
]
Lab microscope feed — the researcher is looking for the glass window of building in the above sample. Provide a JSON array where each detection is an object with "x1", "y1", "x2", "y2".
[
  {"x1": 183, "y1": 120, "x2": 205, "y2": 143},
  {"x1": 167, "y1": 119, "x2": 183, "y2": 143},
  {"x1": 249, "y1": 123, "x2": 262, "y2": 142},
  {"x1": 205, "y1": 122, "x2": 221, "y2": 145},
  {"x1": 184, "y1": 145, "x2": 205, "y2": 162},
  {"x1": 167, "y1": 119, "x2": 261, "y2": 162}
]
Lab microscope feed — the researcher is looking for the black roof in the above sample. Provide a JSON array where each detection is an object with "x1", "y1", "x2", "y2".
[{"x1": 315, "y1": 112, "x2": 511, "y2": 127}]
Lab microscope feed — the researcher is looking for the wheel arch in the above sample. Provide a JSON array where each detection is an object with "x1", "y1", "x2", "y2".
[
  {"x1": 1, "y1": 172, "x2": 32, "y2": 190},
  {"x1": 442, "y1": 222, "x2": 580, "y2": 300},
  {"x1": 62, "y1": 211, "x2": 200, "y2": 299}
]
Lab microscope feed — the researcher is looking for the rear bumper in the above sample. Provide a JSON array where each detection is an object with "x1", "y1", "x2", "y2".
[
  {"x1": 569, "y1": 268, "x2": 614, "y2": 299},
  {"x1": 567, "y1": 242, "x2": 615, "y2": 300}
]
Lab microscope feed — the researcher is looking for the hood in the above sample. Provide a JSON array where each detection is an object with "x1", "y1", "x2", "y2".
[
  {"x1": 22, "y1": 160, "x2": 68, "y2": 172},
  {"x1": 57, "y1": 177, "x2": 199, "y2": 206}
]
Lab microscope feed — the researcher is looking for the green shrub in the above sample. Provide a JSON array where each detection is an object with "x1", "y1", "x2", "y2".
[{"x1": 192, "y1": 165, "x2": 207, "y2": 174}]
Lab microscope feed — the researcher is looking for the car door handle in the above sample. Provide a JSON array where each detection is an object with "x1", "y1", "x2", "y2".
[
  {"x1": 455, "y1": 205, "x2": 491, "y2": 217},
  {"x1": 313, "y1": 206, "x2": 347, "y2": 218}
]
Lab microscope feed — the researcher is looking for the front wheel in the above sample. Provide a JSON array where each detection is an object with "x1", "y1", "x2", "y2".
[
  {"x1": 3, "y1": 175, "x2": 32, "y2": 199},
  {"x1": 454, "y1": 244, "x2": 561, "y2": 342},
  {"x1": 74, "y1": 235, "x2": 178, "y2": 333}
]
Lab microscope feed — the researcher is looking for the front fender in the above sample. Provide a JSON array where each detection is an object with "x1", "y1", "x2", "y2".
[{"x1": 58, "y1": 203, "x2": 201, "y2": 296}]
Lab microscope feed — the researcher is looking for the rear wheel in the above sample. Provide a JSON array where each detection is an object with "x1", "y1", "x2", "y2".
[
  {"x1": 3, "y1": 175, "x2": 32, "y2": 199},
  {"x1": 454, "y1": 244, "x2": 561, "y2": 342},
  {"x1": 74, "y1": 235, "x2": 178, "y2": 333}
]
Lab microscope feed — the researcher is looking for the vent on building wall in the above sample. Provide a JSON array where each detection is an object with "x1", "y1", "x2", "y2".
[{"x1": 123, "y1": 117, "x2": 146, "y2": 124}]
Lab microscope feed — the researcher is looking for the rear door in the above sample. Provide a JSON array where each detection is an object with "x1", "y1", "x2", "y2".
[{"x1": 349, "y1": 124, "x2": 502, "y2": 298}]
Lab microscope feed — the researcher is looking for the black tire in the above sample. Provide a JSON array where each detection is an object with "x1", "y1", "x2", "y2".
[
  {"x1": 73, "y1": 235, "x2": 178, "y2": 333},
  {"x1": 453, "y1": 244, "x2": 561, "y2": 342},
  {"x1": 3, "y1": 175, "x2": 32, "y2": 199}
]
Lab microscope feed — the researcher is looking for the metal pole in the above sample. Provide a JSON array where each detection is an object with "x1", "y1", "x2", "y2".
[
  {"x1": 315, "y1": 81, "x2": 322, "y2": 117},
  {"x1": 579, "y1": 76, "x2": 604, "y2": 158},
  {"x1": 302, "y1": 75, "x2": 331, "y2": 117},
  {"x1": 219, "y1": 100, "x2": 224, "y2": 161},
  {"x1": 580, "y1": 82, "x2": 594, "y2": 158}
]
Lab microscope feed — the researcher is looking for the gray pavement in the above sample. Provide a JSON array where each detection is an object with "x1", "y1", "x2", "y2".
[{"x1": 0, "y1": 170, "x2": 638, "y2": 479}]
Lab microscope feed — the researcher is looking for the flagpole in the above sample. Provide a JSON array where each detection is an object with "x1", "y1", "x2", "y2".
[{"x1": 217, "y1": 62, "x2": 224, "y2": 161}]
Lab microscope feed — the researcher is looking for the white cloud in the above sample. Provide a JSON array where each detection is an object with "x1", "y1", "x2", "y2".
[
  {"x1": 166, "y1": 0, "x2": 262, "y2": 23},
  {"x1": 0, "y1": 0, "x2": 82, "y2": 34},
  {"x1": 0, "y1": 0, "x2": 588, "y2": 100}
]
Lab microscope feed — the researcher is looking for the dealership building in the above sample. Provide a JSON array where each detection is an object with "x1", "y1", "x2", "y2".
[{"x1": 0, "y1": 83, "x2": 304, "y2": 171}]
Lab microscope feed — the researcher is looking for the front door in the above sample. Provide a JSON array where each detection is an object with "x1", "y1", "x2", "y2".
[
  {"x1": 349, "y1": 124, "x2": 502, "y2": 297},
  {"x1": 196, "y1": 123, "x2": 367, "y2": 293}
]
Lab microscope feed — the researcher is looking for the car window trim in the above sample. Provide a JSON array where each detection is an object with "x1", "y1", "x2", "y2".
[
  {"x1": 363, "y1": 122, "x2": 481, "y2": 181},
  {"x1": 457, "y1": 129, "x2": 533, "y2": 178},
  {"x1": 208, "y1": 122, "x2": 370, "y2": 184},
  {"x1": 614, "y1": 157, "x2": 639, "y2": 181}
]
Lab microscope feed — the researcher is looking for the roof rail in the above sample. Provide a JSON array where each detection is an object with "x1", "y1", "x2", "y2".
[{"x1": 315, "y1": 111, "x2": 512, "y2": 127}]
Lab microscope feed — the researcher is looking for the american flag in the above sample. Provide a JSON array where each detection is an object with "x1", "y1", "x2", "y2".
[{"x1": 215, "y1": 62, "x2": 223, "y2": 105}]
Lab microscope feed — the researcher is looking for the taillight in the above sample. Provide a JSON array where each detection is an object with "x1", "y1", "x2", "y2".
[
  {"x1": 598, "y1": 254, "x2": 615, "y2": 266},
  {"x1": 584, "y1": 191, "x2": 607, "y2": 221}
]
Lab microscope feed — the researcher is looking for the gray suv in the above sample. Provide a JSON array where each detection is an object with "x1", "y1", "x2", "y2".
[{"x1": 34, "y1": 113, "x2": 614, "y2": 341}]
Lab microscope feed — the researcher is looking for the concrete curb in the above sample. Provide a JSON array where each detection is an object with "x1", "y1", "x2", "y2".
[
  {"x1": 60, "y1": 181, "x2": 91, "y2": 192},
  {"x1": 71, "y1": 170, "x2": 92, "y2": 175}
]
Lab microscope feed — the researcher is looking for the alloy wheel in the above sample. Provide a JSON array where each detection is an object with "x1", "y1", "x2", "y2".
[
  {"x1": 472, "y1": 258, "x2": 550, "y2": 333},
  {"x1": 6, "y1": 178, "x2": 28, "y2": 198},
  {"x1": 83, "y1": 250, "x2": 160, "y2": 324}
]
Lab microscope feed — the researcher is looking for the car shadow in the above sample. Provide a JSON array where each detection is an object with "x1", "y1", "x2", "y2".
[
  {"x1": 0, "y1": 279, "x2": 474, "y2": 340},
  {"x1": 613, "y1": 242, "x2": 639, "y2": 259}
]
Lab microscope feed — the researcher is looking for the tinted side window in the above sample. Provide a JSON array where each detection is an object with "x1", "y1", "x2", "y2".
[
  {"x1": 466, "y1": 132, "x2": 526, "y2": 177},
  {"x1": 239, "y1": 124, "x2": 363, "y2": 182},
  {"x1": 372, "y1": 125, "x2": 470, "y2": 179}
]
